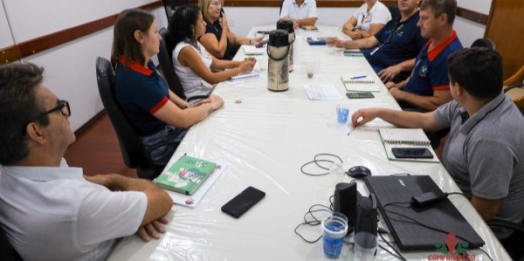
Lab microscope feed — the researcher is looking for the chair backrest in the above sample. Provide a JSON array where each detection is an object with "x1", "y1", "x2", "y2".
[
  {"x1": 95, "y1": 57, "x2": 152, "y2": 171},
  {"x1": 504, "y1": 83, "x2": 524, "y2": 115},
  {"x1": 471, "y1": 38, "x2": 496, "y2": 50},
  {"x1": 0, "y1": 224, "x2": 24, "y2": 261},
  {"x1": 162, "y1": 0, "x2": 188, "y2": 19},
  {"x1": 387, "y1": 5, "x2": 401, "y2": 19},
  {"x1": 158, "y1": 27, "x2": 187, "y2": 100}
]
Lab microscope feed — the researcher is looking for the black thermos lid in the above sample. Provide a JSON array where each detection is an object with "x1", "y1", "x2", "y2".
[
  {"x1": 276, "y1": 20, "x2": 294, "y2": 34},
  {"x1": 268, "y1": 29, "x2": 289, "y2": 47}
]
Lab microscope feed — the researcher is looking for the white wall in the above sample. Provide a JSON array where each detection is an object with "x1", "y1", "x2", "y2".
[
  {"x1": 224, "y1": 7, "x2": 357, "y2": 36},
  {"x1": 1, "y1": 0, "x2": 167, "y2": 131},
  {"x1": 0, "y1": 2, "x2": 14, "y2": 49},
  {"x1": 454, "y1": 0, "x2": 492, "y2": 47}
]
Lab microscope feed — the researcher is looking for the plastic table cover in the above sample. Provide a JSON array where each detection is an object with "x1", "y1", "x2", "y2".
[{"x1": 107, "y1": 26, "x2": 510, "y2": 261}]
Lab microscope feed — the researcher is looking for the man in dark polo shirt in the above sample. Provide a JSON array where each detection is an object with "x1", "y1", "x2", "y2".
[
  {"x1": 387, "y1": 0, "x2": 463, "y2": 111},
  {"x1": 327, "y1": 0, "x2": 426, "y2": 83},
  {"x1": 351, "y1": 47, "x2": 524, "y2": 260}
]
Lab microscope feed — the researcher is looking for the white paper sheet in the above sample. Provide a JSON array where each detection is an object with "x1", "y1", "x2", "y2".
[{"x1": 303, "y1": 84, "x2": 343, "y2": 100}]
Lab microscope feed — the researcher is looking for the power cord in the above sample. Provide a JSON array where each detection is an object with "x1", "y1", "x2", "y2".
[
  {"x1": 294, "y1": 204, "x2": 332, "y2": 243},
  {"x1": 300, "y1": 153, "x2": 343, "y2": 176},
  {"x1": 378, "y1": 232, "x2": 407, "y2": 261},
  {"x1": 383, "y1": 202, "x2": 493, "y2": 261}
]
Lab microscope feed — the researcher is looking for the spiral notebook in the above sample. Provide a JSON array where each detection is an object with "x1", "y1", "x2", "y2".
[
  {"x1": 378, "y1": 128, "x2": 439, "y2": 163},
  {"x1": 341, "y1": 75, "x2": 380, "y2": 92},
  {"x1": 228, "y1": 71, "x2": 262, "y2": 83}
]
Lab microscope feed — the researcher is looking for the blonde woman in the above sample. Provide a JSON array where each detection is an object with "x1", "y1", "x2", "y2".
[{"x1": 198, "y1": 0, "x2": 264, "y2": 59}]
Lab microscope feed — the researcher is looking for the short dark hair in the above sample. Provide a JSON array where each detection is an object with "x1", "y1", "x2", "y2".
[
  {"x1": 448, "y1": 47, "x2": 503, "y2": 100},
  {"x1": 111, "y1": 9, "x2": 155, "y2": 68},
  {"x1": 167, "y1": 5, "x2": 201, "y2": 49},
  {"x1": 420, "y1": 0, "x2": 457, "y2": 24},
  {"x1": 0, "y1": 63, "x2": 47, "y2": 165}
]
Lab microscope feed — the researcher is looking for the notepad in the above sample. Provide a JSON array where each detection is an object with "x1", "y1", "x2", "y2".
[
  {"x1": 341, "y1": 75, "x2": 375, "y2": 84},
  {"x1": 228, "y1": 71, "x2": 262, "y2": 83},
  {"x1": 155, "y1": 155, "x2": 218, "y2": 195},
  {"x1": 378, "y1": 128, "x2": 439, "y2": 163},
  {"x1": 341, "y1": 75, "x2": 380, "y2": 92},
  {"x1": 242, "y1": 45, "x2": 265, "y2": 55}
]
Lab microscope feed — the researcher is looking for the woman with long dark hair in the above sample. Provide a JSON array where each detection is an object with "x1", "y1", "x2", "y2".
[{"x1": 168, "y1": 5, "x2": 256, "y2": 98}]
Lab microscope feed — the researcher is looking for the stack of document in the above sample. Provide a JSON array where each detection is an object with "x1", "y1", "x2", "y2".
[{"x1": 242, "y1": 45, "x2": 265, "y2": 56}]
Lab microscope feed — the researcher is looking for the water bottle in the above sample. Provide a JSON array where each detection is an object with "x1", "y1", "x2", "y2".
[
  {"x1": 276, "y1": 20, "x2": 295, "y2": 72},
  {"x1": 267, "y1": 29, "x2": 290, "y2": 92}
]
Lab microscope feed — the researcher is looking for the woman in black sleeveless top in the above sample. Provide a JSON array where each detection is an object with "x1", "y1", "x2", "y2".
[{"x1": 198, "y1": 0, "x2": 264, "y2": 60}]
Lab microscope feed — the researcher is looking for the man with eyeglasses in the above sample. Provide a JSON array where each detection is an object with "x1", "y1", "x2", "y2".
[
  {"x1": 327, "y1": 0, "x2": 426, "y2": 83},
  {"x1": 0, "y1": 63, "x2": 173, "y2": 261},
  {"x1": 280, "y1": 0, "x2": 318, "y2": 28}
]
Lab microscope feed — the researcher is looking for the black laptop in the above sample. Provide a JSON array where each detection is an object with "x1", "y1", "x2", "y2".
[{"x1": 364, "y1": 175, "x2": 485, "y2": 251}]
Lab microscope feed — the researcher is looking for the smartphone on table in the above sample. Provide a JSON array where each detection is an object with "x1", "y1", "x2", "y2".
[
  {"x1": 221, "y1": 186, "x2": 266, "y2": 218},
  {"x1": 391, "y1": 147, "x2": 434, "y2": 159},
  {"x1": 346, "y1": 92, "x2": 374, "y2": 99}
]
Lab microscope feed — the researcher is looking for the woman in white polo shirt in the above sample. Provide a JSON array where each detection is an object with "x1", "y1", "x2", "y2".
[{"x1": 342, "y1": 0, "x2": 391, "y2": 40}]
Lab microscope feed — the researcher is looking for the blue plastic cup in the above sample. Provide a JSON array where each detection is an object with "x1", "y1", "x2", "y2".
[
  {"x1": 322, "y1": 212, "x2": 348, "y2": 258},
  {"x1": 337, "y1": 107, "x2": 349, "y2": 124}
]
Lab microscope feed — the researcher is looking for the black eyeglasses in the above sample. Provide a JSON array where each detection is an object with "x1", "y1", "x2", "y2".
[{"x1": 33, "y1": 100, "x2": 71, "y2": 121}]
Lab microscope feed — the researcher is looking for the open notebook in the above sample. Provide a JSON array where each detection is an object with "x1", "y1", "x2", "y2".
[
  {"x1": 379, "y1": 128, "x2": 439, "y2": 163},
  {"x1": 341, "y1": 75, "x2": 380, "y2": 92},
  {"x1": 228, "y1": 71, "x2": 262, "y2": 83}
]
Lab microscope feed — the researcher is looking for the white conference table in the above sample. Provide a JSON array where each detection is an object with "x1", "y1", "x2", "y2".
[{"x1": 108, "y1": 26, "x2": 510, "y2": 261}]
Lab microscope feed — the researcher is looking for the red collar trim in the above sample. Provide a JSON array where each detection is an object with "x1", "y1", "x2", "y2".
[
  {"x1": 119, "y1": 56, "x2": 153, "y2": 76},
  {"x1": 426, "y1": 31, "x2": 457, "y2": 62}
]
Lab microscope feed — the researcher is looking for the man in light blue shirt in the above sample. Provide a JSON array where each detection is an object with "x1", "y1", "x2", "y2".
[{"x1": 280, "y1": 0, "x2": 318, "y2": 28}]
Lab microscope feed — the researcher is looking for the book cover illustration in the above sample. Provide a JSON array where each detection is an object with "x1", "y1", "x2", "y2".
[{"x1": 156, "y1": 155, "x2": 218, "y2": 195}]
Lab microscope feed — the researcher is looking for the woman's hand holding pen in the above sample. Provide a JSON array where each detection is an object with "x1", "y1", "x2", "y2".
[{"x1": 239, "y1": 58, "x2": 256, "y2": 73}]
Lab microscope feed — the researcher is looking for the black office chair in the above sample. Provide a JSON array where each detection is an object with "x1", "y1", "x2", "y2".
[
  {"x1": 487, "y1": 219, "x2": 524, "y2": 261},
  {"x1": 387, "y1": 5, "x2": 401, "y2": 19},
  {"x1": 96, "y1": 57, "x2": 177, "y2": 180},
  {"x1": 0, "y1": 224, "x2": 24, "y2": 261},
  {"x1": 162, "y1": 0, "x2": 188, "y2": 20},
  {"x1": 158, "y1": 27, "x2": 209, "y2": 102},
  {"x1": 471, "y1": 38, "x2": 496, "y2": 50}
]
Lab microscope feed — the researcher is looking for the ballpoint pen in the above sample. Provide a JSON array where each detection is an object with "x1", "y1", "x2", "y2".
[{"x1": 351, "y1": 75, "x2": 367, "y2": 80}]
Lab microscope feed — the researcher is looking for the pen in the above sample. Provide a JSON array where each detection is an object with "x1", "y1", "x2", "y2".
[{"x1": 351, "y1": 75, "x2": 367, "y2": 80}]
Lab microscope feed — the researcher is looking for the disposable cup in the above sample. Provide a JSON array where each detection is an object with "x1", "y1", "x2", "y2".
[
  {"x1": 353, "y1": 232, "x2": 378, "y2": 261},
  {"x1": 322, "y1": 212, "x2": 348, "y2": 258},
  {"x1": 337, "y1": 107, "x2": 349, "y2": 124}
]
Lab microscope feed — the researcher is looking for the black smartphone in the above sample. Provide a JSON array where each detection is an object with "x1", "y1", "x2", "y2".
[
  {"x1": 344, "y1": 50, "x2": 364, "y2": 57},
  {"x1": 346, "y1": 92, "x2": 374, "y2": 99},
  {"x1": 256, "y1": 30, "x2": 272, "y2": 34},
  {"x1": 392, "y1": 147, "x2": 434, "y2": 159},
  {"x1": 221, "y1": 186, "x2": 266, "y2": 218}
]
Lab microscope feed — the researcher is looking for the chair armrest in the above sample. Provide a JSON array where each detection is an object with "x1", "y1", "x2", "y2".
[
  {"x1": 487, "y1": 219, "x2": 524, "y2": 233},
  {"x1": 504, "y1": 83, "x2": 524, "y2": 93},
  {"x1": 187, "y1": 95, "x2": 211, "y2": 103}
]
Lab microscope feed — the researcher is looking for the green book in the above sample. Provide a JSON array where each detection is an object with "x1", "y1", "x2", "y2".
[{"x1": 155, "y1": 155, "x2": 218, "y2": 195}]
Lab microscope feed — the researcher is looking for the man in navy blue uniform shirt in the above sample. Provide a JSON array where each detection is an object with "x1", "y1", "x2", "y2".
[
  {"x1": 328, "y1": 0, "x2": 426, "y2": 83},
  {"x1": 387, "y1": 0, "x2": 462, "y2": 111}
]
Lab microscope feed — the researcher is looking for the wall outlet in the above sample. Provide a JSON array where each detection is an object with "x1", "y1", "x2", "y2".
[{"x1": 229, "y1": 18, "x2": 235, "y2": 27}]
